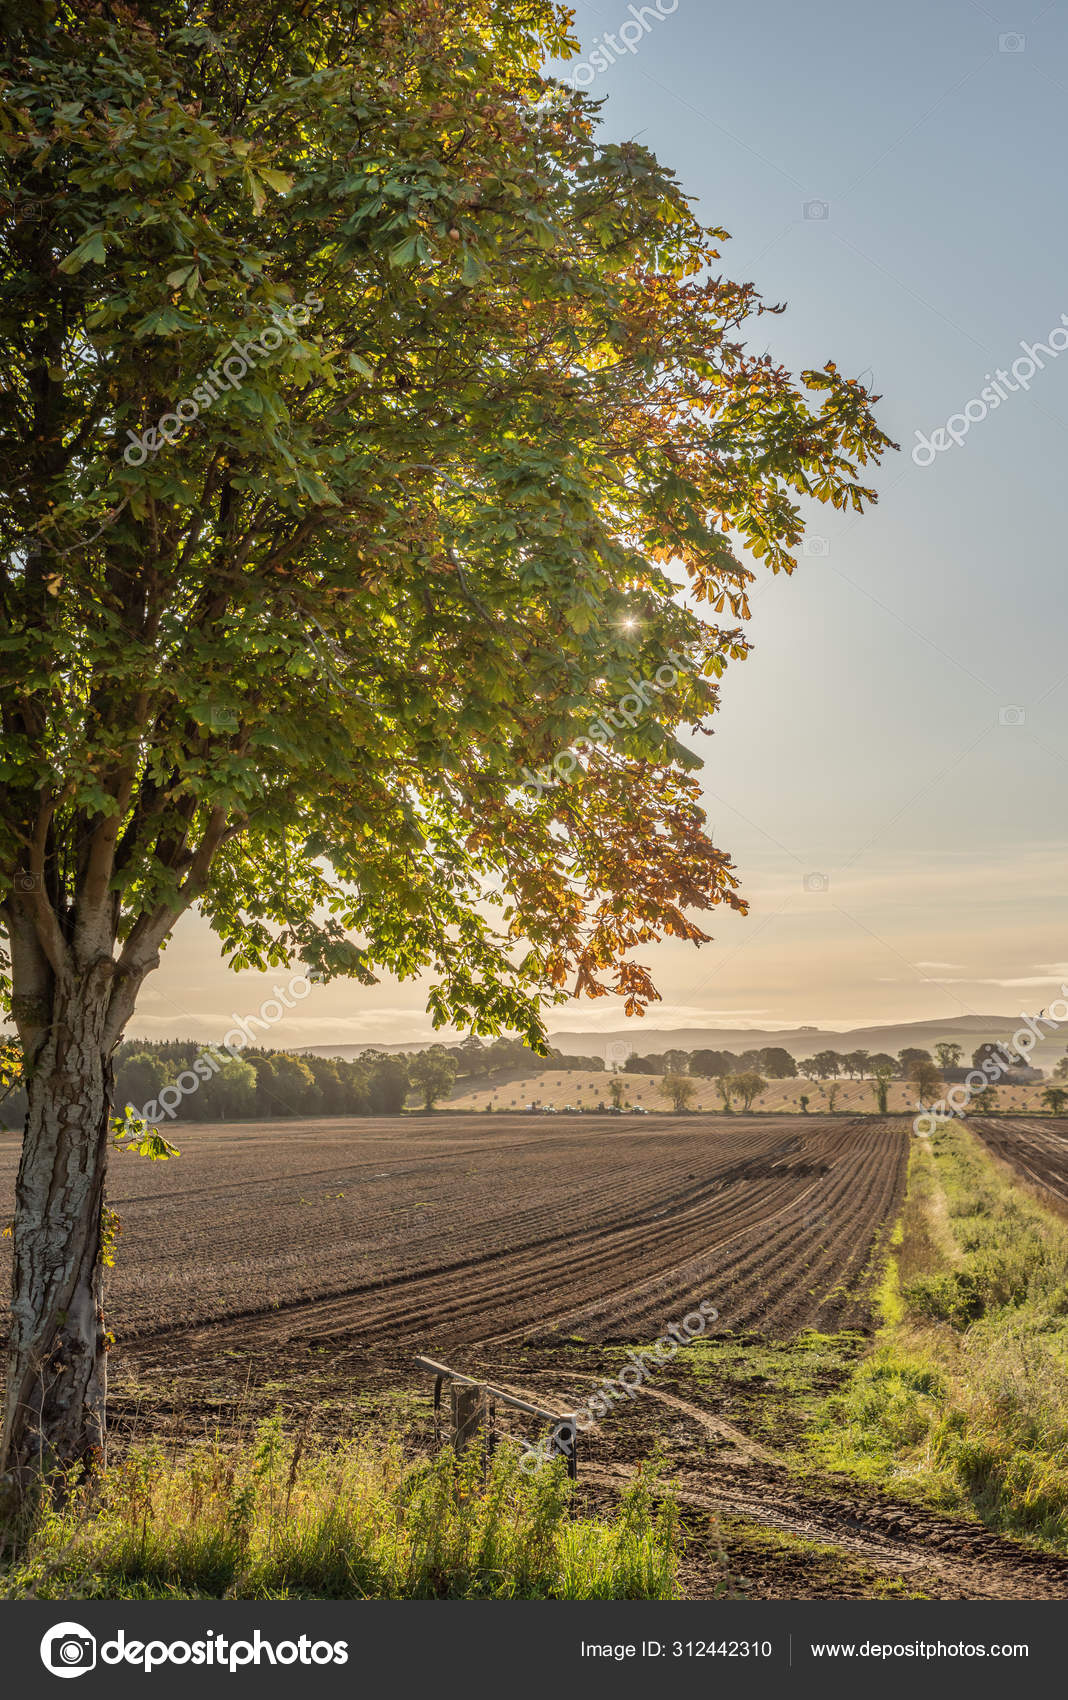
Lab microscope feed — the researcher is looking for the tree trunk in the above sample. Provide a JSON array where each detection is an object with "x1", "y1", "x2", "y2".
[{"x1": 1, "y1": 975, "x2": 113, "y2": 1494}]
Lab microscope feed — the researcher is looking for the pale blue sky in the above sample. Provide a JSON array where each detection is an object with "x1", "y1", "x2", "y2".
[{"x1": 135, "y1": 0, "x2": 1068, "y2": 1044}]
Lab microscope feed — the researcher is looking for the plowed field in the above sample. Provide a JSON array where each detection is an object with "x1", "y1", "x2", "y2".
[
  {"x1": 0, "y1": 1113, "x2": 908, "y2": 1361},
  {"x1": 9, "y1": 1113, "x2": 1068, "y2": 1601},
  {"x1": 970, "y1": 1116, "x2": 1068, "y2": 1208}
]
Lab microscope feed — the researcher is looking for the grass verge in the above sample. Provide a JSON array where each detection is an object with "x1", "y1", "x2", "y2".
[
  {"x1": 1, "y1": 1419, "x2": 679, "y2": 1600},
  {"x1": 805, "y1": 1122, "x2": 1068, "y2": 1548}
]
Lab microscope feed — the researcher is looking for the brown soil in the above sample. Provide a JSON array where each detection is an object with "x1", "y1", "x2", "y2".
[{"x1": 970, "y1": 1115, "x2": 1068, "y2": 1209}]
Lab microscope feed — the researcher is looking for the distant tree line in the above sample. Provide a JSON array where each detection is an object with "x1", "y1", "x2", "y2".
[
  {"x1": 1, "y1": 1031, "x2": 1051, "y2": 1131},
  {"x1": 0, "y1": 1030, "x2": 607, "y2": 1128},
  {"x1": 118, "y1": 1040, "x2": 412, "y2": 1122},
  {"x1": 624, "y1": 1045, "x2": 800, "y2": 1078},
  {"x1": 619, "y1": 1039, "x2": 1046, "y2": 1086}
]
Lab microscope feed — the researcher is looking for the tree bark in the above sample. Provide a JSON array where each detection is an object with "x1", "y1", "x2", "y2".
[{"x1": 1, "y1": 968, "x2": 113, "y2": 1494}]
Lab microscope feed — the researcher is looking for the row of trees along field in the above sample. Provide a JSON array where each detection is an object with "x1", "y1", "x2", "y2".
[
  {"x1": 621, "y1": 1038, "x2": 1068, "y2": 1115},
  {"x1": 0, "y1": 1032, "x2": 606, "y2": 1127},
  {"x1": 3, "y1": 1032, "x2": 1055, "y2": 1132},
  {"x1": 621, "y1": 1039, "x2": 1057, "y2": 1083}
]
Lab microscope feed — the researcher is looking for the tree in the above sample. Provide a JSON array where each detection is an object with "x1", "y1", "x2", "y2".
[
  {"x1": 734, "y1": 1070, "x2": 767, "y2": 1111},
  {"x1": 868, "y1": 1052, "x2": 898, "y2": 1075},
  {"x1": 660, "y1": 1072, "x2": 696, "y2": 1112},
  {"x1": 303, "y1": 1054, "x2": 348, "y2": 1117},
  {"x1": 799, "y1": 1093, "x2": 810, "y2": 1114},
  {"x1": 871, "y1": 1062, "x2": 895, "y2": 1115},
  {"x1": 972, "y1": 1086, "x2": 998, "y2": 1113},
  {"x1": 690, "y1": 1049, "x2": 737, "y2": 1078},
  {"x1": 364, "y1": 1054, "x2": 410, "y2": 1117},
  {"x1": 250, "y1": 1053, "x2": 281, "y2": 1118},
  {"x1": 114, "y1": 1050, "x2": 171, "y2": 1118},
  {"x1": 899, "y1": 1048, "x2": 932, "y2": 1076},
  {"x1": 934, "y1": 1041, "x2": 963, "y2": 1072},
  {"x1": 759, "y1": 1047, "x2": 797, "y2": 1078},
  {"x1": 825, "y1": 1081, "x2": 840, "y2": 1111},
  {"x1": 799, "y1": 1057, "x2": 822, "y2": 1081},
  {"x1": 810, "y1": 1050, "x2": 842, "y2": 1079},
  {"x1": 408, "y1": 1045, "x2": 458, "y2": 1110},
  {"x1": 455, "y1": 1035, "x2": 487, "y2": 1080},
  {"x1": 715, "y1": 1074, "x2": 735, "y2": 1114},
  {"x1": 973, "y1": 1042, "x2": 1023, "y2": 1075},
  {"x1": 0, "y1": 1, "x2": 890, "y2": 1484},
  {"x1": 910, "y1": 1059, "x2": 943, "y2": 1106},
  {"x1": 1042, "y1": 1086, "x2": 1068, "y2": 1115},
  {"x1": 608, "y1": 1078, "x2": 626, "y2": 1110},
  {"x1": 842, "y1": 1050, "x2": 870, "y2": 1079},
  {"x1": 661, "y1": 1049, "x2": 690, "y2": 1075},
  {"x1": 209, "y1": 1056, "x2": 258, "y2": 1120},
  {"x1": 1055, "y1": 1051, "x2": 1068, "y2": 1081},
  {"x1": 266, "y1": 1053, "x2": 318, "y2": 1115},
  {"x1": 623, "y1": 1053, "x2": 657, "y2": 1074},
  {"x1": 0, "y1": 1038, "x2": 25, "y2": 1131}
]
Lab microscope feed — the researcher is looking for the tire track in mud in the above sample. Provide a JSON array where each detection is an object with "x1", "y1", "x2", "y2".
[
  {"x1": 426, "y1": 1343, "x2": 1068, "y2": 1600},
  {"x1": 585, "y1": 1462, "x2": 1068, "y2": 1600}
]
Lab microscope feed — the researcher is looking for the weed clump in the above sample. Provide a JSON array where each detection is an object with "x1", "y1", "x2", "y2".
[{"x1": 1, "y1": 1420, "x2": 679, "y2": 1601}]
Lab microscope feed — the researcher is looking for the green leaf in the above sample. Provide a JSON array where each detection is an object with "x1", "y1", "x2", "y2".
[
  {"x1": 57, "y1": 230, "x2": 107, "y2": 272},
  {"x1": 461, "y1": 249, "x2": 486, "y2": 286},
  {"x1": 258, "y1": 167, "x2": 294, "y2": 194}
]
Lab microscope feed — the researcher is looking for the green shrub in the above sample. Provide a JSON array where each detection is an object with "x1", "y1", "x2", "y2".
[{"x1": 903, "y1": 1270, "x2": 985, "y2": 1326}]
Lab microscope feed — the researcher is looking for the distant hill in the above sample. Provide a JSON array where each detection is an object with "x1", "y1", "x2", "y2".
[
  {"x1": 295, "y1": 1040, "x2": 436, "y2": 1059},
  {"x1": 295, "y1": 1011, "x2": 1067, "y2": 1068},
  {"x1": 548, "y1": 1014, "x2": 1067, "y2": 1066}
]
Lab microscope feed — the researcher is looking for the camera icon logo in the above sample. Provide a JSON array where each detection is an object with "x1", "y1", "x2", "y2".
[
  {"x1": 998, "y1": 705, "x2": 1026, "y2": 726},
  {"x1": 998, "y1": 32, "x2": 1025, "y2": 52},
  {"x1": 605, "y1": 1040, "x2": 633, "y2": 1065},
  {"x1": 205, "y1": 704, "x2": 239, "y2": 731},
  {"x1": 803, "y1": 199, "x2": 830, "y2": 220},
  {"x1": 802, "y1": 536, "x2": 829, "y2": 557},
  {"x1": 14, "y1": 869, "x2": 38, "y2": 893},
  {"x1": 803, "y1": 872, "x2": 830, "y2": 893},
  {"x1": 518, "y1": 90, "x2": 567, "y2": 129},
  {"x1": 40, "y1": 1623, "x2": 97, "y2": 1679}
]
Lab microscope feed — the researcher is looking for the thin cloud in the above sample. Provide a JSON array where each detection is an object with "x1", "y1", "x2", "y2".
[{"x1": 931, "y1": 973, "x2": 1068, "y2": 988}]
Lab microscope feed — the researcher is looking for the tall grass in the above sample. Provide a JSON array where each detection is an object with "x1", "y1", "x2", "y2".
[
  {"x1": 808, "y1": 1124, "x2": 1068, "y2": 1547},
  {"x1": 1, "y1": 1419, "x2": 680, "y2": 1600}
]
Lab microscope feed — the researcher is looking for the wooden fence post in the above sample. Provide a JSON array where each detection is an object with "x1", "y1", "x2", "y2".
[{"x1": 451, "y1": 1383, "x2": 485, "y2": 1456}]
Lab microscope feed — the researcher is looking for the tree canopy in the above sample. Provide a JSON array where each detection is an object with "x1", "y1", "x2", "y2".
[{"x1": 0, "y1": 0, "x2": 891, "y2": 1057}]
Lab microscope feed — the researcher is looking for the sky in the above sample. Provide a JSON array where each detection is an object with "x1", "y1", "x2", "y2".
[{"x1": 132, "y1": 0, "x2": 1068, "y2": 1049}]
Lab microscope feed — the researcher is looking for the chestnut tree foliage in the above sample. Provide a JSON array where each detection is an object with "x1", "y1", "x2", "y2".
[{"x1": 0, "y1": 0, "x2": 891, "y2": 1477}]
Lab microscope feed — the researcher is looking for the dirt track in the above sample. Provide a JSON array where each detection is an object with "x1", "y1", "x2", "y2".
[{"x1": 460, "y1": 1346, "x2": 1068, "y2": 1602}]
